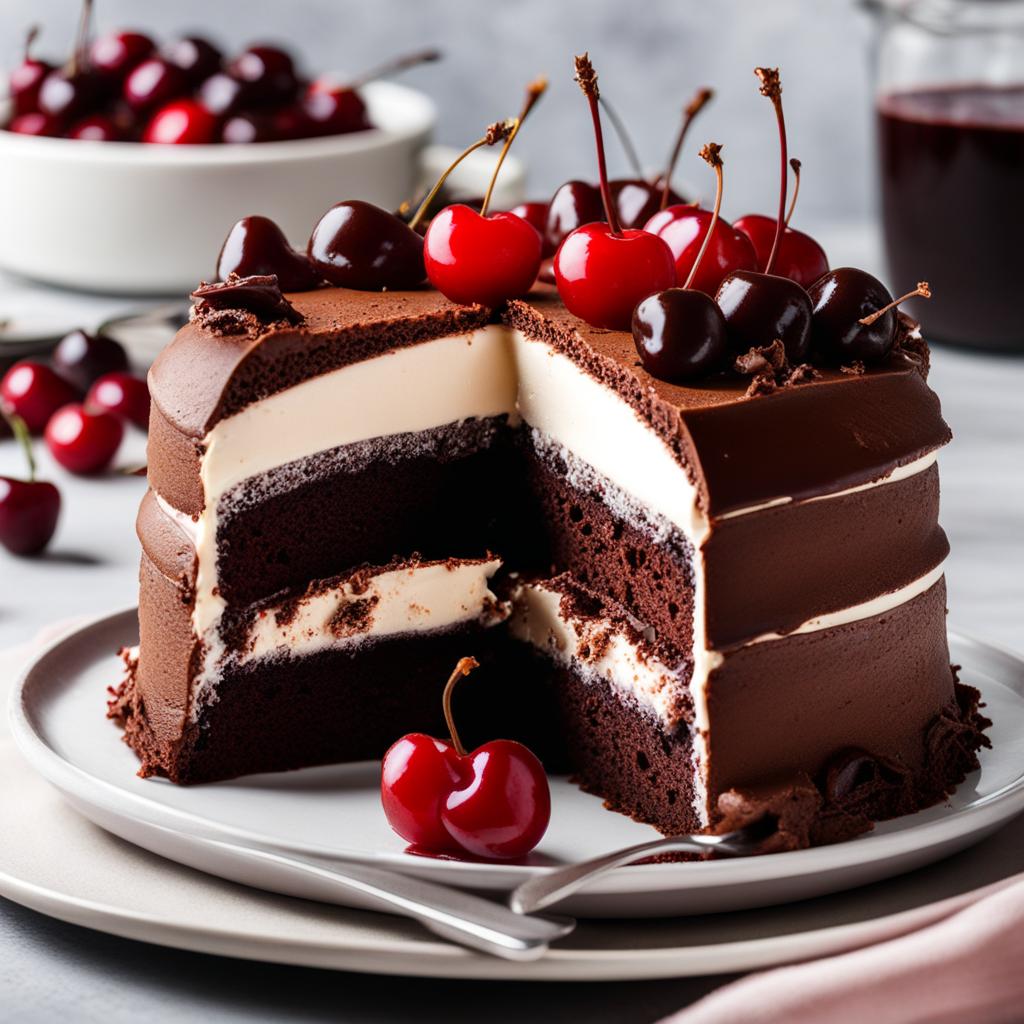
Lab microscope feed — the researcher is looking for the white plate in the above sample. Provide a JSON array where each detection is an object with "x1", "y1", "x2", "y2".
[{"x1": 9, "y1": 609, "x2": 1024, "y2": 918}]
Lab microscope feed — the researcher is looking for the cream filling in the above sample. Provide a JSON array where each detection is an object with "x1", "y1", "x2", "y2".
[
  {"x1": 508, "y1": 580, "x2": 687, "y2": 729},
  {"x1": 242, "y1": 558, "x2": 506, "y2": 664}
]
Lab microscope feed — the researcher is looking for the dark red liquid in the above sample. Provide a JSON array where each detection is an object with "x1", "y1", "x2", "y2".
[{"x1": 878, "y1": 85, "x2": 1024, "y2": 351}]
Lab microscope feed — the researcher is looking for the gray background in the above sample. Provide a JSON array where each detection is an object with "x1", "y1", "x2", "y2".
[{"x1": 2, "y1": 0, "x2": 878, "y2": 224}]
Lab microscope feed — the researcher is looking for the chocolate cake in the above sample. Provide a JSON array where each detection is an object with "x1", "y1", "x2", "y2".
[{"x1": 111, "y1": 283, "x2": 988, "y2": 844}]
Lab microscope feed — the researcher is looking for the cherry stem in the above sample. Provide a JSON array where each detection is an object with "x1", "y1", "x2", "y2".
[
  {"x1": 480, "y1": 75, "x2": 548, "y2": 217},
  {"x1": 0, "y1": 408, "x2": 36, "y2": 482},
  {"x1": 660, "y1": 87, "x2": 714, "y2": 210},
  {"x1": 344, "y1": 48, "x2": 442, "y2": 91},
  {"x1": 784, "y1": 158, "x2": 802, "y2": 227},
  {"x1": 442, "y1": 656, "x2": 480, "y2": 757},
  {"x1": 859, "y1": 282, "x2": 931, "y2": 325},
  {"x1": 68, "y1": 0, "x2": 93, "y2": 77},
  {"x1": 755, "y1": 67, "x2": 787, "y2": 276},
  {"x1": 407, "y1": 120, "x2": 514, "y2": 230},
  {"x1": 574, "y1": 53, "x2": 622, "y2": 237},
  {"x1": 597, "y1": 95, "x2": 643, "y2": 179},
  {"x1": 24, "y1": 25, "x2": 40, "y2": 62},
  {"x1": 684, "y1": 143, "x2": 724, "y2": 291}
]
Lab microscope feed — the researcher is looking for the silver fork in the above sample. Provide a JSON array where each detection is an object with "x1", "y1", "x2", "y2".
[{"x1": 509, "y1": 822, "x2": 775, "y2": 914}]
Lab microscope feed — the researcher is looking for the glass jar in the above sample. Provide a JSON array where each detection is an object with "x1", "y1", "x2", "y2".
[{"x1": 869, "y1": 0, "x2": 1024, "y2": 351}]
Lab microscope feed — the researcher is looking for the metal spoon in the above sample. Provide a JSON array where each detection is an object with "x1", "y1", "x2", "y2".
[{"x1": 509, "y1": 820, "x2": 776, "y2": 915}]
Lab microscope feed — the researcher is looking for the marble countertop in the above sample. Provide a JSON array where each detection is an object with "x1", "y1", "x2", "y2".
[{"x1": 1, "y1": 226, "x2": 1022, "y2": 1023}]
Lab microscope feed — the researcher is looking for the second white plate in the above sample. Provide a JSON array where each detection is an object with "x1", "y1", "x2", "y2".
[{"x1": 10, "y1": 608, "x2": 1024, "y2": 917}]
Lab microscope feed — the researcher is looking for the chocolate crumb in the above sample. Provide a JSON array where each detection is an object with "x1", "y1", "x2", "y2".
[
  {"x1": 191, "y1": 273, "x2": 303, "y2": 327},
  {"x1": 735, "y1": 338, "x2": 788, "y2": 377},
  {"x1": 841, "y1": 360, "x2": 866, "y2": 376}
]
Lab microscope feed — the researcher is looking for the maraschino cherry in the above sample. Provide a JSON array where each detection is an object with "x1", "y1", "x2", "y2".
[
  {"x1": 554, "y1": 55, "x2": 676, "y2": 331},
  {"x1": 85, "y1": 372, "x2": 151, "y2": 430},
  {"x1": 45, "y1": 403, "x2": 123, "y2": 475},
  {"x1": 715, "y1": 68, "x2": 812, "y2": 361},
  {"x1": 9, "y1": 27, "x2": 53, "y2": 117},
  {"x1": 734, "y1": 158, "x2": 829, "y2": 287},
  {"x1": 381, "y1": 657, "x2": 551, "y2": 860},
  {"x1": 632, "y1": 143, "x2": 729, "y2": 382},
  {"x1": 809, "y1": 270, "x2": 931, "y2": 362},
  {"x1": 423, "y1": 78, "x2": 546, "y2": 306},
  {"x1": 0, "y1": 410, "x2": 60, "y2": 556},
  {"x1": 0, "y1": 361, "x2": 78, "y2": 433},
  {"x1": 220, "y1": 215, "x2": 322, "y2": 290}
]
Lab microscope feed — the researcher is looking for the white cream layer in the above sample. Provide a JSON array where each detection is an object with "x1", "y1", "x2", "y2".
[
  {"x1": 508, "y1": 580, "x2": 688, "y2": 729},
  {"x1": 242, "y1": 558, "x2": 505, "y2": 664}
]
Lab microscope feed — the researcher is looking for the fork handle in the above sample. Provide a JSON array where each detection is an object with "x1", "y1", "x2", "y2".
[{"x1": 509, "y1": 835, "x2": 713, "y2": 914}]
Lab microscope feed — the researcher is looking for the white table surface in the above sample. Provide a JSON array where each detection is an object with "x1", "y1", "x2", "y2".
[{"x1": 1, "y1": 226, "x2": 1022, "y2": 1022}]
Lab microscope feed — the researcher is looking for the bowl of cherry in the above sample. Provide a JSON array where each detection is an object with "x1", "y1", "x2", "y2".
[{"x1": 0, "y1": 13, "x2": 438, "y2": 294}]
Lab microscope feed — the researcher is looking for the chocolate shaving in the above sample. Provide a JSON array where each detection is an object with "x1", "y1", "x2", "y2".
[
  {"x1": 735, "y1": 339, "x2": 819, "y2": 397},
  {"x1": 191, "y1": 273, "x2": 303, "y2": 327}
]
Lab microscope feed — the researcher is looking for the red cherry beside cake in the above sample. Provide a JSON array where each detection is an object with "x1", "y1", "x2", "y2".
[{"x1": 381, "y1": 658, "x2": 551, "y2": 860}]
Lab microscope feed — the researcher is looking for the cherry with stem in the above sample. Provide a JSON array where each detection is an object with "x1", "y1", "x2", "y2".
[
  {"x1": 859, "y1": 281, "x2": 931, "y2": 326},
  {"x1": 757, "y1": 67, "x2": 787, "y2": 276},
  {"x1": 0, "y1": 408, "x2": 61, "y2": 556},
  {"x1": 423, "y1": 86, "x2": 545, "y2": 307},
  {"x1": 785, "y1": 158, "x2": 802, "y2": 227},
  {"x1": 441, "y1": 657, "x2": 480, "y2": 758},
  {"x1": 342, "y1": 48, "x2": 442, "y2": 91},
  {"x1": 632, "y1": 142, "x2": 729, "y2": 381},
  {"x1": 659, "y1": 87, "x2": 714, "y2": 210}
]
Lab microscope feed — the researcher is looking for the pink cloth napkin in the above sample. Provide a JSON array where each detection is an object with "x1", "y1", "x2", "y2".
[{"x1": 665, "y1": 872, "x2": 1024, "y2": 1024}]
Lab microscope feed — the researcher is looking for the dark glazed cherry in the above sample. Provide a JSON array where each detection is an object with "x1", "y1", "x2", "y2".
[
  {"x1": 90, "y1": 31, "x2": 154, "y2": 82},
  {"x1": 543, "y1": 180, "x2": 604, "y2": 257},
  {"x1": 808, "y1": 269, "x2": 930, "y2": 363},
  {"x1": 51, "y1": 329, "x2": 129, "y2": 393},
  {"x1": 123, "y1": 57, "x2": 187, "y2": 112},
  {"x1": 218, "y1": 215, "x2": 321, "y2": 291},
  {"x1": 228, "y1": 45, "x2": 299, "y2": 104},
  {"x1": 716, "y1": 270, "x2": 812, "y2": 361},
  {"x1": 161, "y1": 36, "x2": 223, "y2": 84},
  {"x1": 308, "y1": 201, "x2": 425, "y2": 290},
  {"x1": 632, "y1": 289, "x2": 727, "y2": 381},
  {"x1": 611, "y1": 179, "x2": 681, "y2": 230}
]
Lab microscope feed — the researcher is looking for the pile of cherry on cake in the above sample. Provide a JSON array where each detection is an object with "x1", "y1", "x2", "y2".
[
  {"x1": 201, "y1": 55, "x2": 928, "y2": 406},
  {"x1": 3, "y1": 0, "x2": 436, "y2": 143},
  {"x1": 0, "y1": 330, "x2": 149, "y2": 556}
]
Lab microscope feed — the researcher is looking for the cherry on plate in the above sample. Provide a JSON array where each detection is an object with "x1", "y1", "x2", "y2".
[
  {"x1": 0, "y1": 409, "x2": 60, "y2": 556},
  {"x1": 51, "y1": 329, "x2": 129, "y2": 393},
  {"x1": 45, "y1": 404, "x2": 124, "y2": 475}
]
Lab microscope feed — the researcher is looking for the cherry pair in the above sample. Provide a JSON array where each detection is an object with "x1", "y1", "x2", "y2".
[{"x1": 381, "y1": 658, "x2": 550, "y2": 860}]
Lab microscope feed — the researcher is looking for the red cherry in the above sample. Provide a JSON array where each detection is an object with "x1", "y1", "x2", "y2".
[
  {"x1": 197, "y1": 72, "x2": 255, "y2": 117},
  {"x1": 645, "y1": 205, "x2": 757, "y2": 295},
  {"x1": 380, "y1": 659, "x2": 550, "y2": 860},
  {"x1": 90, "y1": 31, "x2": 154, "y2": 82},
  {"x1": 85, "y1": 372, "x2": 150, "y2": 430},
  {"x1": 38, "y1": 68, "x2": 98, "y2": 121},
  {"x1": 554, "y1": 223, "x2": 676, "y2": 330},
  {"x1": 269, "y1": 103, "x2": 314, "y2": 140},
  {"x1": 424, "y1": 206, "x2": 542, "y2": 307},
  {"x1": 143, "y1": 100, "x2": 217, "y2": 144},
  {"x1": 733, "y1": 214, "x2": 829, "y2": 287},
  {"x1": 44, "y1": 404, "x2": 123, "y2": 475},
  {"x1": 7, "y1": 111, "x2": 62, "y2": 137},
  {"x1": 123, "y1": 58, "x2": 187, "y2": 113},
  {"x1": 440, "y1": 741, "x2": 551, "y2": 860},
  {"x1": 160, "y1": 36, "x2": 223, "y2": 85},
  {"x1": 504, "y1": 201, "x2": 547, "y2": 236},
  {"x1": 227, "y1": 45, "x2": 299, "y2": 105},
  {"x1": 543, "y1": 180, "x2": 604, "y2": 258},
  {"x1": 67, "y1": 114, "x2": 123, "y2": 141},
  {"x1": 220, "y1": 112, "x2": 276, "y2": 144},
  {"x1": 381, "y1": 734, "x2": 462, "y2": 851},
  {"x1": 302, "y1": 85, "x2": 371, "y2": 136},
  {"x1": 9, "y1": 30, "x2": 52, "y2": 116},
  {"x1": 0, "y1": 476, "x2": 60, "y2": 556},
  {"x1": 0, "y1": 362, "x2": 78, "y2": 433}
]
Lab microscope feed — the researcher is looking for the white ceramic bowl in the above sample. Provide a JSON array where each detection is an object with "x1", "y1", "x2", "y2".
[{"x1": 0, "y1": 81, "x2": 436, "y2": 295}]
